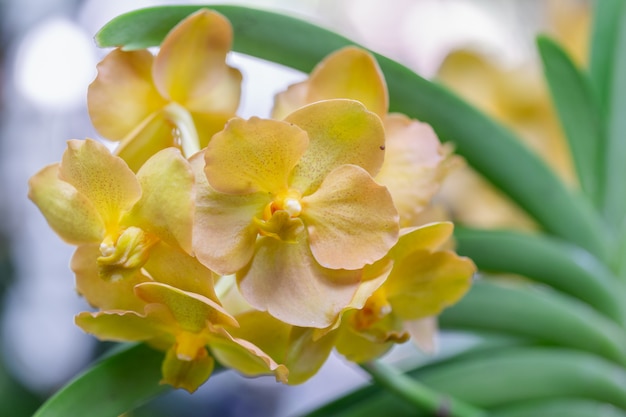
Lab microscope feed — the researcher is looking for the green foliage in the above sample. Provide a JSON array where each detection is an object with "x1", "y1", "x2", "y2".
[{"x1": 33, "y1": 3, "x2": 626, "y2": 417}]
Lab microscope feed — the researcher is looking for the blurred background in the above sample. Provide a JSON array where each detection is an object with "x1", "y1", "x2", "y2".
[{"x1": 0, "y1": 0, "x2": 589, "y2": 416}]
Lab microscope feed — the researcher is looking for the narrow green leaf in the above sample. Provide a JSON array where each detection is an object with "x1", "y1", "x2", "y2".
[
  {"x1": 439, "y1": 281, "x2": 626, "y2": 366},
  {"x1": 536, "y1": 35, "x2": 603, "y2": 205},
  {"x1": 33, "y1": 343, "x2": 170, "y2": 417},
  {"x1": 491, "y1": 399, "x2": 626, "y2": 417},
  {"x1": 589, "y1": 0, "x2": 624, "y2": 112},
  {"x1": 95, "y1": 5, "x2": 609, "y2": 259},
  {"x1": 603, "y1": 5, "x2": 626, "y2": 229},
  {"x1": 412, "y1": 347, "x2": 626, "y2": 410},
  {"x1": 454, "y1": 227, "x2": 625, "y2": 325}
]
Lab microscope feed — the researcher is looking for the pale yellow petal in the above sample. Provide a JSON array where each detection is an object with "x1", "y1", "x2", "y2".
[
  {"x1": 72, "y1": 244, "x2": 149, "y2": 312},
  {"x1": 153, "y1": 10, "x2": 239, "y2": 113},
  {"x1": 28, "y1": 164, "x2": 104, "y2": 245},
  {"x1": 285, "y1": 100, "x2": 385, "y2": 194},
  {"x1": 377, "y1": 114, "x2": 458, "y2": 227},
  {"x1": 301, "y1": 164, "x2": 399, "y2": 270},
  {"x1": 405, "y1": 317, "x2": 438, "y2": 354},
  {"x1": 88, "y1": 48, "x2": 166, "y2": 141},
  {"x1": 59, "y1": 139, "x2": 141, "y2": 232},
  {"x1": 75, "y1": 310, "x2": 166, "y2": 342},
  {"x1": 208, "y1": 325, "x2": 288, "y2": 383},
  {"x1": 126, "y1": 147, "x2": 194, "y2": 253},
  {"x1": 143, "y1": 241, "x2": 218, "y2": 302},
  {"x1": 385, "y1": 251, "x2": 475, "y2": 320},
  {"x1": 307, "y1": 46, "x2": 388, "y2": 118},
  {"x1": 134, "y1": 282, "x2": 238, "y2": 331},
  {"x1": 237, "y1": 234, "x2": 362, "y2": 328},
  {"x1": 204, "y1": 117, "x2": 308, "y2": 194},
  {"x1": 389, "y1": 223, "x2": 454, "y2": 261},
  {"x1": 191, "y1": 151, "x2": 268, "y2": 275},
  {"x1": 271, "y1": 81, "x2": 308, "y2": 120},
  {"x1": 115, "y1": 109, "x2": 179, "y2": 173}
]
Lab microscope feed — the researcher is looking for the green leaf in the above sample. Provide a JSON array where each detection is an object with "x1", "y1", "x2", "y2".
[
  {"x1": 491, "y1": 399, "x2": 626, "y2": 417},
  {"x1": 536, "y1": 35, "x2": 603, "y2": 205},
  {"x1": 439, "y1": 281, "x2": 626, "y2": 366},
  {"x1": 454, "y1": 227, "x2": 625, "y2": 324},
  {"x1": 33, "y1": 343, "x2": 170, "y2": 417},
  {"x1": 95, "y1": 5, "x2": 609, "y2": 260}
]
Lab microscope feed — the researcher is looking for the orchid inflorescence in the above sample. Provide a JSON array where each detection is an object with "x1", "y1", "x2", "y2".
[{"x1": 28, "y1": 10, "x2": 475, "y2": 392}]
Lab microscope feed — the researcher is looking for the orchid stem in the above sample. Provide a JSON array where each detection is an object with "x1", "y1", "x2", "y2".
[{"x1": 361, "y1": 360, "x2": 487, "y2": 417}]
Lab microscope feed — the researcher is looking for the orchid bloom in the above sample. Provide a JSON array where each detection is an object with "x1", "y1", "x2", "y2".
[
  {"x1": 273, "y1": 46, "x2": 457, "y2": 227},
  {"x1": 88, "y1": 9, "x2": 242, "y2": 171},
  {"x1": 192, "y1": 99, "x2": 400, "y2": 328},
  {"x1": 76, "y1": 282, "x2": 288, "y2": 392},
  {"x1": 335, "y1": 223, "x2": 475, "y2": 363},
  {"x1": 28, "y1": 139, "x2": 213, "y2": 310}
]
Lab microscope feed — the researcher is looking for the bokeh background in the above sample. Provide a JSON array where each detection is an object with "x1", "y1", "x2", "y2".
[{"x1": 0, "y1": 0, "x2": 589, "y2": 416}]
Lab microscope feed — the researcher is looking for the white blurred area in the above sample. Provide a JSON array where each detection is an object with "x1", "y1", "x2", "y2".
[{"x1": 0, "y1": 0, "x2": 572, "y2": 415}]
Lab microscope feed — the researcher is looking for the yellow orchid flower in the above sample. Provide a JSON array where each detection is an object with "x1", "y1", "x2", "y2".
[
  {"x1": 75, "y1": 282, "x2": 288, "y2": 392},
  {"x1": 335, "y1": 223, "x2": 475, "y2": 363},
  {"x1": 28, "y1": 139, "x2": 214, "y2": 310},
  {"x1": 192, "y1": 99, "x2": 400, "y2": 328},
  {"x1": 272, "y1": 46, "x2": 457, "y2": 227},
  {"x1": 88, "y1": 9, "x2": 242, "y2": 171}
]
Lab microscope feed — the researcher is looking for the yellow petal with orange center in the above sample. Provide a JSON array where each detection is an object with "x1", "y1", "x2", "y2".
[
  {"x1": 204, "y1": 117, "x2": 308, "y2": 194},
  {"x1": 192, "y1": 151, "x2": 268, "y2": 275},
  {"x1": 385, "y1": 250, "x2": 475, "y2": 320},
  {"x1": 161, "y1": 345, "x2": 214, "y2": 393},
  {"x1": 301, "y1": 164, "x2": 399, "y2": 270},
  {"x1": 208, "y1": 325, "x2": 288, "y2": 383},
  {"x1": 134, "y1": 282, "x2": 238, "y2": 332},
  {"x1": 72, "y1": 244, "x2": 149, "y2": 312},
  {"x1": 59, "y1": 139, "x2": 141, "y2": 233},
  {"x1": 376, "y1": 114, "x2": 457, "y2": 227},
  {"x1": 285, "y1": 100, "x2": 386, "y2": 195},
  {"x1": 28, "y1": 164, "x2": 104, "y2": 245},
  {"x1": 88, "y1": 48, "x2": 166, "y2": 141},
  {"x1": 153, "y1": 10, "x2": 240, "y2": 115},
  {"x1": 307, "y1": 46, "x2": 388, "y2": 118},
  {"x1": 237, "y1": 234, "x2": 362, "y2": 328},
  {"x1": 125, "y1": 147, "x2": 194, "y2": 254}
]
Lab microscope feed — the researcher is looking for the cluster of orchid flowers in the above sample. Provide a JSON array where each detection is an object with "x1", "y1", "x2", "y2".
[{"x1": 28, "y1": 10, "x2": 475, "y2": 392}]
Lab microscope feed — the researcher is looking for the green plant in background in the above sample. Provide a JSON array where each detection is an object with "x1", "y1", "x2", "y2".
[{"x1": 25, "y1": 1, "x2": 626, "y2": 416}]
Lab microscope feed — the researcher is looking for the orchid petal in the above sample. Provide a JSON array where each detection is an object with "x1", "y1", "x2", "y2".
[
  {"x1": 126, "y1": 147, "x2": 194, "y2": 253},
  {"x1": 302, "y1": 164, "x2": 399, "y2": 270},
  {"x1": 72, "y1": 244, "x2": 149, "y2": 312},
  {"x1": 28, "y1": 164, "x2": 104, "y2": 245},
  {"x1": 237, "y1": 234, "x2": 362, "y2": 328},
  {"x1": 405, "y1": 317, "x2": 438, "y2": 353},
  {"x1": 285, "y1": 100, "x2": 385, "y2": 194},
  {"x1": 75, "y1": 310, "x2": 165, "y2": 342},
  {"x1": 59, "y1": 139, "x2": 141, "y2": 232},
  {"x1": 153, "y1": 10, "x2": 240, "y2": 114},
  {"x1": 389, "y1": 223, "x2": 454, "y2": 261},
  {"x1": 192, "y1": 152, "x2": 268, "y2": 275},
  {"x1": 204, "y1": 117, "x2": 308, "y2": 194},
  {"x1": 385, "y1": 251, "x2": 475, "y2": 320},
  {"x1": 306, "y1": 46, "x2": 388, "y2": 118},
  {"x1": 88, "y1": 49, "x2": 166, "y2": 141},
  {"x1": 161, "y1": 345, "x2": 214, "y2": 393},
  {"x1": 208, "y1": 325, "x2": 288, "y2": 383},
  {"x1": 377, "y1": 114, "x2": 458, "y2": 226},
  {"x1": 134, "y1": 282, "x2": 238, "y2": 331},
  {"x1": 271, "y1": 81, "x2": 308, "y2": 120},
  {"x1": 114, "y1": 109, "x2": 178, "y2": 173},
  {"x1": 143, "y1": 241, "x2": 218, "y2": 302}
]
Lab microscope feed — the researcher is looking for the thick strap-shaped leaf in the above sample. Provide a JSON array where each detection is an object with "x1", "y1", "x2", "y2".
[
  {"x1": 454, "y1": 227, "x2": 625, "y2": 325},
  {"x1": 95, "y1": 5, "x2": 609, "y2": 260},
  {"x1": 33, "y1": 343, "x2": 170, "y2": 417},
  {"x1": 537, "y1": 36, "x2": 603, "y2": 205}
]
